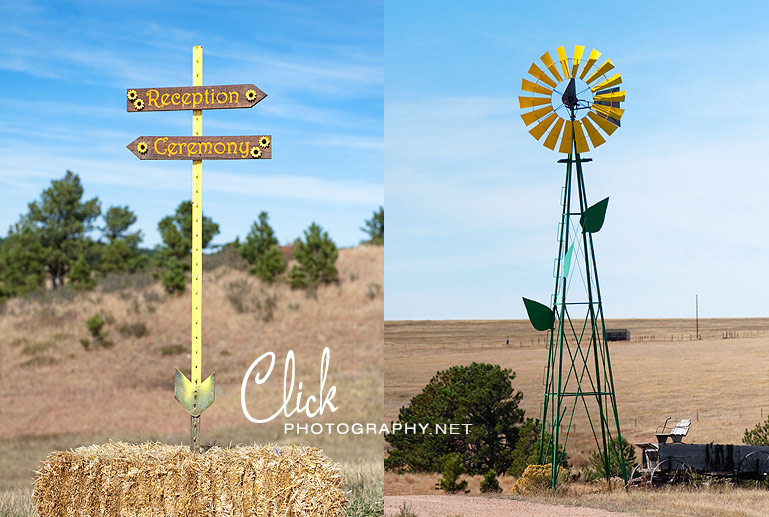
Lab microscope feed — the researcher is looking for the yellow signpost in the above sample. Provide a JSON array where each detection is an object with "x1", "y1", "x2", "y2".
[{"x1": 127, "y1": 45, "x2": 270, "y2": 452}]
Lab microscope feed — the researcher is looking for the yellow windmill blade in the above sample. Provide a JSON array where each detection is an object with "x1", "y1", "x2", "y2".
[
  {"x1": 587, "y1": 111, "x2": 619, "y2": 135},
  {"x1": 573, "y1": 120, "x2": 590, "y2": 153},
  {"x1": 592, "y1": 90, "x2": 625, "y2": 102},
  {"x1": 529, "y1": 112, "x2": 558, "y2": 140},
  {"x1": 520, "y1": 46, "x2": 624, "y2": 151},
  {"x1": 522, "y1": 78, "x2": 553, "y2": 96},
  {"x1": 585, "y1": 59, "x2": 615, "y2": 85},
  {"x1": 519, "y1": 95, "x2": 552, "y2": 108},
  {"x1": 559, "y1": 121, "x2": 574, "y2": 153},
  {"x1": 528, "y1": 63, "x2": 557, "y2": 88},
  {"x1": 557, "y1": 46, "x2": 570, "y2": 79},
  {"x1": 521, "y1": 105, "x2": 554, "y2": 126},
  {"x1": 543, "y1": 117, "x2": 565, "y2": 150},
  {"x1": 591, "y1": 73, "x2": 622, "y2": 92},
  {"x1": 591, "y1": 103, "x2": 625, "y2": 120},
  {"x1": 540, "y1": 51, "x2": 563, "y2": 83},
  {"x1": 578, "y1": 48, "x2": 601, "y2": 80},
  {"x1": 571, "y1": 45, "x2": 585, "y2": 78},
  {"x1": 581, "y1": 116, "x2": 606, "y2": 148}
]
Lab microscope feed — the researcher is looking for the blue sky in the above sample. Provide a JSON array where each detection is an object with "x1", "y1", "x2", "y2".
[
  {"x1": 0, "y1": 0, "x2": 382, "y2": 249},
  {"x1": 386, "y1": 0, "x2": 769, "y2": 319}
]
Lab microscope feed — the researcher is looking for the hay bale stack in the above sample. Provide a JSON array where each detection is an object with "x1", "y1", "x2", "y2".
[{"x1": 34, "y1": 442, "x2": 346, "y2": 516}]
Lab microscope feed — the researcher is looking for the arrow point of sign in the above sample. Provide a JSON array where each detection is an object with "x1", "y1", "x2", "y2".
[
  {"x1": 126, "y1": 137, "x2": 146, "y2": 159},
  {"x1": 174, "y1": 369, "x2": 215, "y2": 416},
  {"x1": 247, "y1": 84, "x2": 267, "y2": 106}
]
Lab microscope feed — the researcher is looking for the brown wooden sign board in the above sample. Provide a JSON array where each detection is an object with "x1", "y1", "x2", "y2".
[
  {"x1": 126, "y1": 84, "x2": 266, "y2": 112},
  {"x1": 127, "y1": 135, "x2": 272, "y2": 160}
]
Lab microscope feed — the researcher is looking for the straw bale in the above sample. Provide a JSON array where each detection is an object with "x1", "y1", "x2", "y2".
[{"x1": 33, "y1": 441, "x2": 346, "y2": 516}]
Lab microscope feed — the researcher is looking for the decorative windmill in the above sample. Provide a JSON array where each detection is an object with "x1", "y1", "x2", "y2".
[{"x1": 519, "y1": 45, "x2": 627, "y2": 488}]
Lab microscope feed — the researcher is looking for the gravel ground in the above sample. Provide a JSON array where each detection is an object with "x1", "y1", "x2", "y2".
[{"x1": 384, "y1": 495, "x2": 637, "y2": 517}]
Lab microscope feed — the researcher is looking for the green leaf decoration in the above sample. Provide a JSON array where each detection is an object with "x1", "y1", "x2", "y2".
[
  {"x1": 580, "y1": 197, "x2": 609, "y2": 233},
  {"x1": 563, "y1": 243, "x2": 574, "y2": 278},
  {"x1": 522, "y1": 297, "x2": 555, "y2": 331}
]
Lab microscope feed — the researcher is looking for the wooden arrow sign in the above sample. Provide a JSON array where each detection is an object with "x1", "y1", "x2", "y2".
[
  {"x1": 126, "y1": 135, "x2": 272, "y2": 160},
  {"x1": 126, "y1": 84, "x2": 266, "y2": 112}
]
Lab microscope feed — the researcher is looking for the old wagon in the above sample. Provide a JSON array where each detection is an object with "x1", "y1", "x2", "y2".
[{"x1": 630, "y1": 418, "x2": 769, "y2": 486}]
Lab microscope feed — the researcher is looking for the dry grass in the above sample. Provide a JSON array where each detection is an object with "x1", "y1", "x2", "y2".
[
  {"x1": 385, "y1": 319, "x2": 769, "y2": 469},
  {"x1": 385, "y1": 472, "x2": 769, "y2": 516},
  {"x1": 0, "y1": 245, "x2": 383, "y2": 513},
  {"x1": 0, "y1": 487, "x2": 34, "y2": 517},
  {"x1": 385, "y1": 471, "x2": 517, "y2": 496},
  {"x1": 511, "y1": 484, "x2": 769, "y2": 516}
]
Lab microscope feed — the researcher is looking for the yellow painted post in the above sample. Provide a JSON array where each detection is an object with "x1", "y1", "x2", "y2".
[
  {"x1": 190, "y1": 45, "x2": 203, "y2": 452},
  {"x1": 191, "y1": 45, "x2": 203, "y2": 386},
  {"x1": 172, "y1": 46, "x2": 215, "y2": 453}
]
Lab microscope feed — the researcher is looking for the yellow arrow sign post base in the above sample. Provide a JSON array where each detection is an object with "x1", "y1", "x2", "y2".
[{"x1": 172, "y1": 45, "x2": 214, "y2": 453}]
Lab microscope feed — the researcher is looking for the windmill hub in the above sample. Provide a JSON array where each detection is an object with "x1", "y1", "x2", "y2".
[{"x1": 561, "y1": 78, "x2": 578, "y2": 109}]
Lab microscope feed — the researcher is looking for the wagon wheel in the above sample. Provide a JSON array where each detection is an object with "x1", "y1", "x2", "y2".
[
  {"x1": 737, "y1": 451, "x2": 769, "y2": 488},
  {"x1": 628, "y1": 464, "x2": 650, "y2": 488},
  {"x1": 650, "y1": 459, "x2": 699, "y2": 487}
]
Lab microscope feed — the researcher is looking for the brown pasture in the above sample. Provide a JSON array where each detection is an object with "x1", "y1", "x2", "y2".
[{"x1": 385, "y1": 318, "x2": 769, "y2": 471}]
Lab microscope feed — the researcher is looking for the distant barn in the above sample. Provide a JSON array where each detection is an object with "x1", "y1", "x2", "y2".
[{"x1": 606, "y1": 329, "x2": 630, "y2": 341}]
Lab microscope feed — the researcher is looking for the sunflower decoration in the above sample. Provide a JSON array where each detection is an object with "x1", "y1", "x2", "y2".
[
  {"x1": 127, "y1": 90, "x2": 138, "y2": 102},
  {"x1": 250, "y1": 147, "x2": 262, "y2": 159},
  {"x1": 246, "y1": 89, "x2": 258, "y2": 102},
  {"x1": 134, "y1": 99, "x2": 145, "y2": 111},
  {"x1": 258, "y1": 136, "x2": 271, "y2": 148},
  {"x1": 137, "y1": 141, "x2": 149, "y2": 154}
]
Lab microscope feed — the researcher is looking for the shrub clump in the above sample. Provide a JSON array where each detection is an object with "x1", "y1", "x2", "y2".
[
  {"x1": 480, "y1": 469, "x2": 501, "y2": 493},
  {"x1": 583, "y1": 437, "x2": 636, "y2": 482},
  {"x1": 160, "y1": 344, "x2": 186, "y2": 356},
  {"x1": 83, "y1": 313, "x2": 111, "y2": 349},
  {"x1": 118, "y1": 321, "x2": 149, "y2": 338},
  {"x1": 510, "y1": 463, "x2": 568, "y2": 494}
]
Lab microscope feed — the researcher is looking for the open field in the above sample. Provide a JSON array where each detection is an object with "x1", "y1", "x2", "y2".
[
  {"x1": 0, "y1": 246, "x2": 383, "y2": 514},
  {"x1": 385, "y1": 318, "x2": 769, "y2": 470},
  {"x1": 384, "y1": 486, "x2": 769, "y2": 517}
]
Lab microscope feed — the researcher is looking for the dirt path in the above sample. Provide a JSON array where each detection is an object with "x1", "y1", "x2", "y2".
[{"x1": 384, "y1": 495, "x2": 637, "y2": 517}]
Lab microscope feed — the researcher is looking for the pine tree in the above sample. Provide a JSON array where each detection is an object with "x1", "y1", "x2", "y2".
[
  {"x1": 239, "y1": 212, "x2": 286, "y2": 282},
  {"x1": 745, "y1": 415, "x2": 769, "y2": 446},
  {"x1": 67, "y1": 256, "x2": 95, "y2": 290},
  {"x1": 439, "y1": 453, "x2": 468, "y2": 493},
  {"x1": 385, "y1": 362, "x2": 526, "y2": 475},
  {"x1": 157, "y1": 200, "x2": 219, "y2": 267},
  {"x1": 480, "y1": 469, "x2": 502, "y2": 493},
  {"x1": 361, "y1": 206, "x2": 384, "y2": 245},
  {"x1": 0, "y1": 220, "x2": 47, "y2": 299},
  {"x1": 584, "y1": 437, "x2": 636, "y2": 481},
  {"x1": 102, "y1": 206, "x2": 138, "y2": 242},
  {"x1": 162, "y1": 257, "x2": 186, "y2": 294},
  {"x1": 99, "y1": 206, "x2": 147, "y2": 273},
  {"x1": 26, "y1": 171, "x2": 100, "y2": 288},
  {"x1": 288, "y1": 223, "x2": 339, "y2": 290}
]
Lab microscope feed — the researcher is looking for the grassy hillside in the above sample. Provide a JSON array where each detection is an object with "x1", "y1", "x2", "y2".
[{"x1": 0, "y1": 245, "x2": 383, "y2": 513}]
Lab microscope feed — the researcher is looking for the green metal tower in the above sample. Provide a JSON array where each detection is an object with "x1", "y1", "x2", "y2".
[{"x1": 518, "y1": 45, "x2": 628, "y2": 489}]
